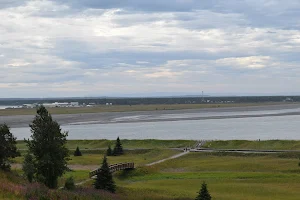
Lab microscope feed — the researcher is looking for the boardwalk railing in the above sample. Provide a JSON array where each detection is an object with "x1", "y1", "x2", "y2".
[{"x1": 89, "y1": 162, "x2": 134, "y2": 178}]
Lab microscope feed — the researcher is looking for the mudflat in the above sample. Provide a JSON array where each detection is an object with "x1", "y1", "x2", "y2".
[{"x1": 1, "y1": 103, "x2": 300, "y2": 128}]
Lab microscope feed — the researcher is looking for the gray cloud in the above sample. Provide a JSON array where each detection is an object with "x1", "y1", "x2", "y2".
[
  {"x1": 1, "y1": 0, "x2": 300, "y2": 97},
  {"x1": 0, "y1": 0, "x2": 28, "y2": 9}
]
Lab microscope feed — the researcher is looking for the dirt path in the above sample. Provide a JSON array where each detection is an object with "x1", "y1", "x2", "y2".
[{"x1": 145, "y1": 151, "x2": 190, "y2": 166}]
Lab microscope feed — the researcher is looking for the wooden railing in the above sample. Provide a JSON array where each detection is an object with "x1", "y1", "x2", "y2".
[{"x1": 89, "y1": 162, "x2": 134, "y2": 178}]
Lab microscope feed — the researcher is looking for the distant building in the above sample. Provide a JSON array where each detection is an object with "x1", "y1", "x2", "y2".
[
  {"x1": 42, "y1": 102, "x2": 80, "y2": 108},
  {"x1": 70, "y1": 102, "x2": 79, "y2": 107},
  {"x1": 22, "y1": 103, "x2": 38, "y2": 108},
  {"x1": 284, "y1": 97, "x2": 293, "y2": 102}
]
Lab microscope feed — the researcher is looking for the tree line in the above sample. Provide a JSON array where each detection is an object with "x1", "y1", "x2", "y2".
[{"x1": 1, "y1": 95, "x2": 299, "y2": 106}]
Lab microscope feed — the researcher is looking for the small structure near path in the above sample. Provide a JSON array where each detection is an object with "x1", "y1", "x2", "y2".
[{"x1": 89, "y1": 162, "x2": 134, "y2": 178}]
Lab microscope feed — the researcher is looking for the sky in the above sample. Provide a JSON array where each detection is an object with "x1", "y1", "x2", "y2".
[{"x1": 1, "y1": 0, "x2": 300, "y2": 98}]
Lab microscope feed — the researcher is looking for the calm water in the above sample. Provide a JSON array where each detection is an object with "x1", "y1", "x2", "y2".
[{"x1": 11, "y1": 115, "x2": 300, "y2": 140}]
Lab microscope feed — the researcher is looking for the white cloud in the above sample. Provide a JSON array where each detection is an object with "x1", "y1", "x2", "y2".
[
  {"x1": 1, "y1": 0, "x2": 300, "y2": 97},
  {"x1": 216, "y1": 56, "x2": 273, "y2": 69}
]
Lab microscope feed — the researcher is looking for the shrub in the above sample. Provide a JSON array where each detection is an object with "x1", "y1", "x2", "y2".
[
  {"x1": 22, "y1": 153, "x2": 36, "y2": 183},
  {"x1": 64, "y1": 177, "x2": 76, "y2": 190}
]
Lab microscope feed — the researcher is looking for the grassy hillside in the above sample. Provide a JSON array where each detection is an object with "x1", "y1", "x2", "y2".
[
  {"x1": 5, "y1": 140, "x2": 300, "y2": 199},
  {"x1": 0, "y1": 170, "x2": 25, "y2": 200}
]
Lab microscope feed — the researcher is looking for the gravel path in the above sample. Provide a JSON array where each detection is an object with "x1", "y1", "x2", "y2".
[{"x1": 145, "y1": 151, "x2": 190, "y2": 166}]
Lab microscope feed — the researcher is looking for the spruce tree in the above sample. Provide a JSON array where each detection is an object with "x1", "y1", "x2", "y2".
[
  {"x1": 195, "y1": 182, "x2": 211, "y2": 200},
  {"x1": 0, "y1": 124, "x2": 19, "y2": 170},
  {"x1": 94, "y1": 156, "x2": 116, "y2": 193},
  {"x1": 22, "y1": 153, "x2": 35, "y2": 183},
  {"x1": 26, "y1": 106, "x2": 69, "y2": 189},
  {"x1": 113, "y1": 137, "x2": 123, "y2": 156},
  {"x1": 106, "y1": 145, "x2": 112, "y2": 156},
  {"x1": 74, "y1": 146, "x2": 82, "y2": 156}
]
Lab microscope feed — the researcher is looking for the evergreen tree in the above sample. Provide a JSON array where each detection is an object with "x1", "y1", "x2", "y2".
[
  {"x1": 195, "y1": 182, "x2": 211, "y2": 200},
  {"x1": 113, "y1": 137, "x2": 123, "y2": 156},
  {"x1": 106, "y1": 145, "x2": 112, "y2": 156},
  {"x1": 94, "y1": 156, "x2": 116, "y2": 193},
  {"x1": 22, "y1": 153, "x2": 35, "y2": 183},
  {"x1": 74, "y1": 146, "x2": 82, "y2": 156},
  {"x1": 26, "y1": 106, "x2": 69, "y2": 189},
  {"x1": 0, "y1": 124, "x2": 19, "y2": 170}
]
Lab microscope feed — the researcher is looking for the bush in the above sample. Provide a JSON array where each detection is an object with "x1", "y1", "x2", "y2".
[
  {"x1": 25, "y1": 183, "x2": 50, "y2": 200},
  {"x1": 22, "y1": 153, "x2": 36, "y2": 183},
  {"x1": 64, "y1": 177, "x2": 75, "y2": 190}
]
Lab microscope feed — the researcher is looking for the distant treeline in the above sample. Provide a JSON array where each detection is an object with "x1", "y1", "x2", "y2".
[{"x1": 0, "y1": 96, "x2": 299, "y2": 106}]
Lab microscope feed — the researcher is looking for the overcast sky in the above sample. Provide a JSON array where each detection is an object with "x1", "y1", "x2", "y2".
[{"x1": 1, "y1": 0, "x2": 300, "y2": 97}]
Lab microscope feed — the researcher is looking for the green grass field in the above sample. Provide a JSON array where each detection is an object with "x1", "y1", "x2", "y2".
[
  {"x1": 114, "y1": 152, "x2": 300, "y2": 200},
  {"x1": 0, "y1": 102, "x2": 290, "y2": 116},
  {"x1": 4, "y1": 140, "x2": 300, "y2": 200},
  {"x1": 203, "y1": 140, "x2": 300, "y2": 150},
  {"x1": 16, "y1": 139, "x2": 196, "y2": 150},
  {"x1": 13, "y1": 149, "x2": 180, "y2": 167}
]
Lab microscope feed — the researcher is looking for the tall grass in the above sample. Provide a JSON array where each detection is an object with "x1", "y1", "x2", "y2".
[{"x1": 203, "y1": 140, "x2": 300, "y2": 150}]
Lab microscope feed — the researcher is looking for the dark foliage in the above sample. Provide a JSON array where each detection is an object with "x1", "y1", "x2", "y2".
[
  {"x1": 0, "y1": 124, "x2": 19, "y2": 170},
  {"x1": 113, "y1": 137, "x2": 124, "y2": 156},
  {"x1": 106, "y1": 145, "x2": 113, "y2": 156},
  {"x1": 195, "y1": 182, "x2": 211, "y2": 200},
  {"x1": 22, "y1": 153, "x2": 35, "y2": 183},
  {"x1": 74, "y1": 146, "x2": 82, "y2": 156},
  {"x1": 94, "y1": 156, "x2": 116, "y2": 193},
  {"x1": 26, "y1": 106, "x2": 70, "y2": 189},
  {"x1": 64, "y1": 177, "x2": 75, "y2": 190}
]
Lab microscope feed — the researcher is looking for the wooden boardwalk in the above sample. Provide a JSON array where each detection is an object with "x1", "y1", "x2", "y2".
[{"x1": 89, "y1": 162, "x2": 134, "y2": 178}]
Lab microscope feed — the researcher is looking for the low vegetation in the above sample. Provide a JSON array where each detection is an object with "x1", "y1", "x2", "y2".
[
  {"x1": 203, "y1": 140, "x2": 300, "y2": 150},
  {"x1": 114, "y1": 152, "x2": 300, "y2": 200},
  {"x1": 0, "y1": 170, "x2": 120, "y2": 200},
  {"x1": 17, "y1": 139, "x2": 196, "y2": 150}
]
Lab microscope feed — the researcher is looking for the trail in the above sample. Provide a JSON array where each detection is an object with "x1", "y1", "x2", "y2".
[
  {"x1": 145, "y1": 151, "x2": 190, "y2": 166},
  {"x1": 191, "y1": 148, "x2": 300, "y2": 153}
]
